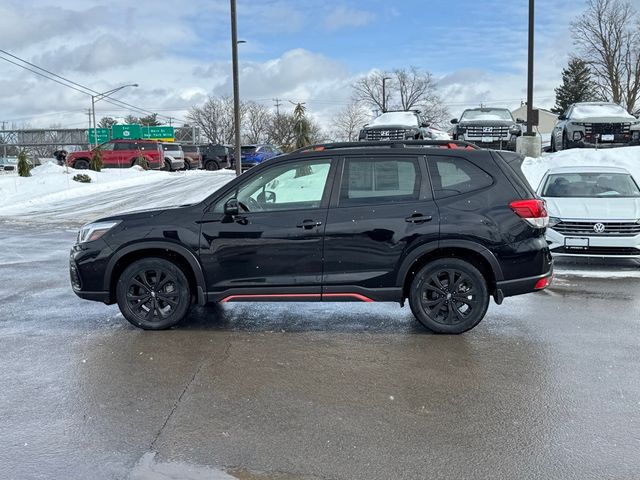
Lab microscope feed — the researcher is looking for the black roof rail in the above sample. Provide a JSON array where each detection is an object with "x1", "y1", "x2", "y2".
[{"x1": 292, "y1": 140, "x2": 480, "y2": 154}]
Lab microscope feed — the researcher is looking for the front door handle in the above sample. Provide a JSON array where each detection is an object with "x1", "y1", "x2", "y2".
[
  {"x1": 405, "y1": 214, "x2": 433, "y2": 224},
  {"x1": 297, "y1": 219, "x2": 323, "y2": 229}
]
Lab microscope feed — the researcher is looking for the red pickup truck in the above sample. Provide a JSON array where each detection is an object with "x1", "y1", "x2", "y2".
[{"x1": 67, "y1": 139, "x2": 164, "y2": 169}]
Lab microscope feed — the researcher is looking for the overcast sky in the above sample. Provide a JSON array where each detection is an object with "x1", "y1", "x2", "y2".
[{"x1": 0, "y1": 0, "x2": 632, "y2": 130}]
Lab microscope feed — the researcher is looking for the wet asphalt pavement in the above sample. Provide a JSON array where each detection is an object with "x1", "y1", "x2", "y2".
[{"x1": 1, "y1": 224, "x2": 639, "y2": 480}]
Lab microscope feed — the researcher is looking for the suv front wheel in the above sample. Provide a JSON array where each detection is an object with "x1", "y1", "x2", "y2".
[
  {"x1": 116, "y1": 258, "x2": 191, "y2": 330},
  {"x1": 409, "y1": 258, "x2": 490, "y2": 334}
]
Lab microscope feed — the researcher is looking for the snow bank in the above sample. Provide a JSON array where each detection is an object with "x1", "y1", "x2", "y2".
[
  {"x1": 0, "y1": 161, "x2": 235, "y2": 224},
  {"x1": 521, "y1": 146, "x2": 640, "y2": 191}
]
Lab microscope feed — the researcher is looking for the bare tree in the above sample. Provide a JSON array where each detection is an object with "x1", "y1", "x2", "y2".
[
  {"x1": 187, "y1": 96, "x2": 244, "y2": 144},
  {"x1": 353, "y1": 67, "x2": 449, "y2": 124},
  {"x1": 332, "y1": 102, "x2": 371, "y2": 141},
  {"x1": 353, "y1": 71, "x2": 392, "y2": 113},
  {"x1": 243, "y1": 101, "x2": 272, "y2": 144},
  {"x1": 123, "y1": 114, "x2": 139, "y2": 125},
  {"x1": 267, "y1": 113, "x2": 297, "y2": 151},
  {"x1": 572, "y1": 0, "x2": 640, "y2": 112}
]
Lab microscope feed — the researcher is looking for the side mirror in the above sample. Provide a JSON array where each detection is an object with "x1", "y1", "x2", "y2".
[
  {"x1": 450, "y1": 118, "x2": 459, "y2": 124},
  {"x1": 558, "y1": 114, "x2": 566, "y2": 121},
  {"x1": 421, "y1": 122, "x2": 430, "y2": 128},
  {"x1": 516, "y1": 118, "x2": 526, "y2": 124},
  {"x1": 224, "y1": 198, "x2": 239, "y2": 216}
]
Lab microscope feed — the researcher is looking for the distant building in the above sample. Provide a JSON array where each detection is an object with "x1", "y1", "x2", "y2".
[{"x1": 511, "y1": 104, "x2": 558, "y2": 135}]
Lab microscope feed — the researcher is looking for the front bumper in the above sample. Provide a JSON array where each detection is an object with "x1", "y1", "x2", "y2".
[
  {"x1": 458, "y1": 136, "x2": 517, "y2": 151},
  {"x1": 70, "y1": 240, "x2": 115, "y2": 304},
  {"x1": 546, "y1": 227, "x2": 640, "y2": 258}
]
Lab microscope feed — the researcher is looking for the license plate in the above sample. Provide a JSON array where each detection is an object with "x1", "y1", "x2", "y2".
[
  {"x1": 565, "y1": 237, "x2": 589, "y2": 249},
  {"x1": 481, "y1": 136, "x2": 493, "y2": 143},
  {"x1": 601, "y1": 134, "x2": 615, "y2": 142}
]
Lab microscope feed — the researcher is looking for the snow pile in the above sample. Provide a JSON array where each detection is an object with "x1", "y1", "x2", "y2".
[
  {"x1": 460, "y1": 110, "x2": 513, "y2": 122},
  {"x1": 369, "y1": 112, "x2": 418, "y2": 127},
  {"x1": 571, "y1": 103, "x2": 635, "y2": 120},
  {"x1": 521, "y1": 146, "x2": 640, "y2": 191},
  {"x1": 0, "y1": 161, "x2": 235, "y2": 224}
]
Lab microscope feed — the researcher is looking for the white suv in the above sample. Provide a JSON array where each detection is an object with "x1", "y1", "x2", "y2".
[
  {"x1": 538, "y1": 166, "x2": 640, "y2": 258},
  {"x1": 161, "y1": 143, "x2": 186, "y2": 171}
]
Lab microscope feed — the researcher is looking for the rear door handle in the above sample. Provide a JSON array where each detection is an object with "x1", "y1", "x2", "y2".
[
  {"x1": 297, "y1": 219, "x2": 323, "y2": 229},
  {"x1": 405, "y1": 214, "x2": 433, "y2": 224}
]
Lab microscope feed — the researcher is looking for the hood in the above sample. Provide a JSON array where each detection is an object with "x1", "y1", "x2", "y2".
[
  {"x1": 568, "y1": 116, "x2": 637, "y2": 124},
  {"x1": 459, "y1": 120, "x2": 516, "y2": 127},
  {"x1": 362, "y1": 124, "x2": 418, "y2": 130},
  {"x1": 90, "y1": 205, "x2": 193, "y2": 224},
  {"x1": 544, "y1": 197, "x2": 640, "y2": 220}
]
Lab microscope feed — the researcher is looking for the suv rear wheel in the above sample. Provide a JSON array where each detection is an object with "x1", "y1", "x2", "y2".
[
  {"x1": 74, "y1": 159, "x2": 89, "y2": 170},
  {"x1": 205, "y1": 160, "x2": 220, "y2": 171},
  {"x1": 409, "y1": 258, "x2": 490, "y2": 334},
  {"x1": 116, "y1": 258, "x2": 191, "y2": 330}
]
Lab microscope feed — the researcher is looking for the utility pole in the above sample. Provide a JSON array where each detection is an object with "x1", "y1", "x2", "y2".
[
  {"x1": 273, "y1": 98, "x2": 282, "y2": 116},
  {"x1": 230, "y1": 0, "x2": 242, "y2": 176}
]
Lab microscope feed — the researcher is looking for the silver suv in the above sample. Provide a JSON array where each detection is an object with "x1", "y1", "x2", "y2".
[
  {"x1": 161, "y1": 143, "x2": 186, "y2": 171},
  {"x1": 551, "y1": 102, "x2": 640, "y2": 151}
]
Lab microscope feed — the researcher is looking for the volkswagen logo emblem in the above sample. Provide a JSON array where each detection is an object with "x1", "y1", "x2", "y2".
[{"x1": 593, "y1": 223, "x2": 606, "y2": 233}]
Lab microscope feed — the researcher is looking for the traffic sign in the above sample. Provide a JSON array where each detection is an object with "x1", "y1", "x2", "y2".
[
  {"x1": 87, "y1": 128, "x2": 110, "y2": 144},
  {"x1": 112, "y1": 124, "x2": 142, "y2": 140},
  {"x1": 141, "y1": 126, "x2": 175, "y2": 141}
]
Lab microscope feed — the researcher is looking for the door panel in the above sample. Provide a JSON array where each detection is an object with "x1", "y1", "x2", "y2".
[
  {"x1": 322, "y1": 156, "x2": 440, "y2": 291},
  {"x1": 198, "y1": 158, "x2": 335, "y2": 294}
]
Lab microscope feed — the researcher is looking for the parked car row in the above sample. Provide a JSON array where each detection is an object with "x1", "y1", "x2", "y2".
[{"x1": 64, "y1": 139, "x2": 286, "y2": 173}]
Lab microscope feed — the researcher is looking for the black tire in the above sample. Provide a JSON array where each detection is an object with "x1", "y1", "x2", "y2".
[
  {"x1": 205, "y1": 160, "x2": 220, "y2": 171},
  {"x1": 183, "y1": 158, "x2": 192, "y2": 170},
  {"x1": 408, "y1": 258, "x2": 490, "y2": 334},
  {"x1": 163, "y1": 159, "x2": 172, "y2": 171},
  {"x1": 550, "y1": 134, "x2": 556, "y2": 152},
  {"x1": 116, "y1": 258, "x2": 191, "y2": 330},
  {"x1": 74, "y1": 159, "x2": 89, "y2": 170},
  {"x1": 562, "y1": 131, "x2": 569, "y2": 151}
]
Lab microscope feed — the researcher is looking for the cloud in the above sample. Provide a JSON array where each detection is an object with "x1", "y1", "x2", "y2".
[{"x1": 324, "y1": 6, "x2": 375, "y2": 31}]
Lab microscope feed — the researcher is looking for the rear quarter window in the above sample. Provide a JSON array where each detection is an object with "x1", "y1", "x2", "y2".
[{"x1": 428, "y1": 156, "x2": 493, "y2": 199}]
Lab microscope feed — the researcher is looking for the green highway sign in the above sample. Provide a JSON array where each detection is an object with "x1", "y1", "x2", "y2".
[
  {"x1": 112, "y1": 124, "x2": 142, "y2": 140},
  {"x1": 87, "y1": 128, "x2": 110, "y2": 144},
  {"x1": 141, "y1": 126, "x2": 175, "y2": 141}
]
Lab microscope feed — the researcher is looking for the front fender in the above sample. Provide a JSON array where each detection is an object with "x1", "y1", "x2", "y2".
[{"x1": 104, "y1": 240, "x2": 207, "y2": 304}]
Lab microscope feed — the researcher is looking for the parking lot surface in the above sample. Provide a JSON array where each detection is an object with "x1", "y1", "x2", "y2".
[{"x1": 1, "y1": 224, "x2": 639, "y2": 479}]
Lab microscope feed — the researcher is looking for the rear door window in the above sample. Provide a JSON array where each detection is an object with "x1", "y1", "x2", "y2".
[
  {"x1": 114, "y1": 142, "x2": 134, "y2": 151},
  {"x1": 428, "y1": 156, "x2": 493, "y2": 199},
  {"x1": 339, "y1": 157, "x2": 420, "y2": 206}
]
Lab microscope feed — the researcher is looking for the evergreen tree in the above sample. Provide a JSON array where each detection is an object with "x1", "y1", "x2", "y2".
[
  {"x1": 89, "y1": 146, "x2": 103, "y2": 172},
  {"x1": 134, "y1": 149, "x2": 149, "y2": 170},
  {"x1": 17, "y1": 150, "x2": 31, "y2": 177},
  {"x1": 292, "y1": 103, "x2": 313, "y2": 177},
  {"x1": 552, "y1": 58, "x2": 598, "y2": 115}
]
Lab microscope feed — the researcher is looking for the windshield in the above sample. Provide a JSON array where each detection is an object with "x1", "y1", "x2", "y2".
[
  {"x1": 570, "y1": 104, "x2": 634, "y2": 120},
  {"x1": 542, "y1": 172, "x2": 640, "y2": 198},
  {"x1": 369, "y1": 112, "x2": 419, "y2": 127},
  {"x1": 461, "y1": 109, "x2": 514, "y2": 121},
  {"x1": 241, "y1": 146, "x2": 257, "y2": 153},
  {"x1": 163, "y1": 144, "x2": 180, "y2": 151}
]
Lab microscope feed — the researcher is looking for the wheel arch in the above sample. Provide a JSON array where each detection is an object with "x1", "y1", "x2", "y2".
[
  {"x1": 105, "y1": 242, "x2": 207, "y2": 305},
  {"x1": 398, "y1": 240, "x2": 503, "y2": 302}
]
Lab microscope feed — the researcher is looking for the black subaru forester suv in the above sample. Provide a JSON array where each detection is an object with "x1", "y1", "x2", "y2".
[{"x1": 70, "y1": 140, "x2": 552, "y2": 334}]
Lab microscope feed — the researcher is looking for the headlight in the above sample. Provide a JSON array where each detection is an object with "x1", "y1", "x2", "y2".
[
  {"x1": 77, "y1": 221, "x2": 121, "y2": 244},
  {"x1": 548, "y1": 216, "x2": 561, "y2": 227}
]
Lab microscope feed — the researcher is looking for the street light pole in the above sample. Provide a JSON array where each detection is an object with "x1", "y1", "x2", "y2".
[
  {"x1": 526, "y1": 0, "x2": 535, "y2": 136},
  {"x1": 382, "y1": 76, "x2": 391, "y2": 113},
  {"x1": 90, "y1": 83, "x2": 139, "y2": 148},
  {"x1": 230, "y1": 0, "x2": 242, "y2": 176}
]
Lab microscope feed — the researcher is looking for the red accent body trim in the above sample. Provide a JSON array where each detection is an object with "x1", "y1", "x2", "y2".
[{"x1": 220, "y1": 293, "x2": 374, "y2": 303}]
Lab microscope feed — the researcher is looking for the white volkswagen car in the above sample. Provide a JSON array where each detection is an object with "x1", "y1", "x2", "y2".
[{"x1": 538, "y1": 166, "x2": 640, "y2": 258}]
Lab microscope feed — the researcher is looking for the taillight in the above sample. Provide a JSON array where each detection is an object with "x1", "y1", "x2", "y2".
[
  {"x1": 510, "y1": 199, "x2": 549, "y2": 228},
  {"x1": 534, "y1": 275, "x2": 552, "y2": 290}
]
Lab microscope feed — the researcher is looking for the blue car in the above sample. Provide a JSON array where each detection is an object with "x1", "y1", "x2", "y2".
[{"x1": 231, "y1": 144, "x2": 282, "y2": 170}]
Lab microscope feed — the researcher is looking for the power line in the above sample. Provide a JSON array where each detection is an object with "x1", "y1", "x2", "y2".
[{"x1": 0, "y1": 49, "x2": 177, "y2": 123}]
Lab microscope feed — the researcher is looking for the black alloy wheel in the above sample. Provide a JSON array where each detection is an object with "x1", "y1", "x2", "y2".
[
  {"x1": 205, "y1": 160, "x2": 220, "y2": 171},
  {"x1": 116, "y1": 258, "x2": 191, "y2": 330},
  {"x1": 409, "y1": 258, "x2": 489, "y2": 334}
]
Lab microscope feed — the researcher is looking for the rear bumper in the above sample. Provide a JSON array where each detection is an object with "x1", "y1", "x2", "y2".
[{"x1": 496, "y1": 269, "x2": 553, "y2": 298}]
